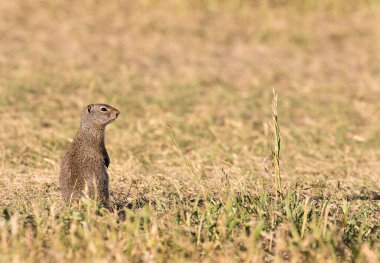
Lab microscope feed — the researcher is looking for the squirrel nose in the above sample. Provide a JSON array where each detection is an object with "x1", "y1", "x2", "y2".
[{"x1": 115, "y1": 112, "x2": 119, "y2": 118}]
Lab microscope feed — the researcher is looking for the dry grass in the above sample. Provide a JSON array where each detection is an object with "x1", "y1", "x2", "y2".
[{"x1": 0, "y1": 0, "x2": 379, "y2": 262}]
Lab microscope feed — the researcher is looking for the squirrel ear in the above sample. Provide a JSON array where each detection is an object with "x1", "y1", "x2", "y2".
[{"x1": 87, "y1": 104, "x2": 93, "y2": 113}]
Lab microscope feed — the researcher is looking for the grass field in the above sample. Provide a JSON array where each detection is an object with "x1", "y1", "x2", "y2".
[{"x1": 0, "y1": 0, "x2": 380, "y2": 262}]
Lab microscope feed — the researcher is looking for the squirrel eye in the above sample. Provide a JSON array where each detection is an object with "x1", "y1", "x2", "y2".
[{"x1": 100, "y1": 107, "x2": 108, "y2": 112}]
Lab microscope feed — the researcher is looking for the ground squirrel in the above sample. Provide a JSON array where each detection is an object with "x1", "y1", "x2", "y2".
[{"x1": 59, "y1": 104, "x2": 120, "y2": 208}]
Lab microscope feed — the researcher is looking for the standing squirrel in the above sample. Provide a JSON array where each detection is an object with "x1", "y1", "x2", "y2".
[{"x1": 59, "y1": 104, "x2": 120, "y2": 208}]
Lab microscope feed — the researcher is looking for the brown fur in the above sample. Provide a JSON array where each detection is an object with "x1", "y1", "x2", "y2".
[{"x1": 59, "y1": 104, "x2": 120, "y2": 208}]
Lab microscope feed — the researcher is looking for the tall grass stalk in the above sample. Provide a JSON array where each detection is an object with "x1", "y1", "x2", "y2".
[
  {"x1": 167, "y1": 124, "x2": 206, "y2": 197},
  {"x1": 301, "y1": 197, "x2": 310, "y2": 239},
  {"x1": 271, "y1": 89, "x2": 283, "y2": 197}
]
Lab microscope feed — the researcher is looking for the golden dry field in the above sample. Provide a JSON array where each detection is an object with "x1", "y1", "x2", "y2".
[{"x1": 0, "y1": 0, "x2": 379, "y2": 262}]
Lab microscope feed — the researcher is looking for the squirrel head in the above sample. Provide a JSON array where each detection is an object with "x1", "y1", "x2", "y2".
[{"x1": 81, "y1": 104, "x2": 120, "y2": 129}]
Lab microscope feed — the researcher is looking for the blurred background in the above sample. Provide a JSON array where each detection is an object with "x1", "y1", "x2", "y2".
[
  {"x1": 0, "y1": 0, "x2": 379, "y2": 193},
  {"x1": 0, "y1": 1, "x2": 380, "y2": 261}
]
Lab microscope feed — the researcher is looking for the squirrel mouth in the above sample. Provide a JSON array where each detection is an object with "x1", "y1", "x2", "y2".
[
  {"x1": 107, "y1": 117, "x2": 118, "y2": 123},
  {"x1": 107, "y1": 113, "x2": 119, "y2": 124}
]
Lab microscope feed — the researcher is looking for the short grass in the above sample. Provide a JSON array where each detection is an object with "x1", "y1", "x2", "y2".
[{"x1": 0, "y1": 0, "x2": 379, "y2": 262}]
